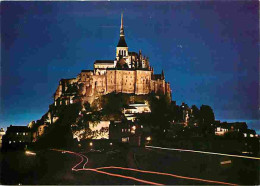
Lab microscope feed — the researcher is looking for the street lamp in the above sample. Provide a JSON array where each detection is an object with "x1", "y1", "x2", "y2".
[{"x1": 131, "y1": 125, "x2": 136, "y2": 134}]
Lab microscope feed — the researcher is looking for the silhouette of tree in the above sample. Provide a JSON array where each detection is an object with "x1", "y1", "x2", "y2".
[{"x1": 199, "y1": 105, "x2": 215, "y2": 136}]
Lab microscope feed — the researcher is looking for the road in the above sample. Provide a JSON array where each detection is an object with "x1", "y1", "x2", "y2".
[{"x1": 1, "y1": 146, "x2": 259, "y2": 185}]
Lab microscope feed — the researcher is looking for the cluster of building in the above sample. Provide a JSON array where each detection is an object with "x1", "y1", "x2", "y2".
[
  {"x1": 214, "y1": 121, "x2": 257, "y2": 137},
  {"x1": 2, "y1": 101, "x2": 152, "y2": 149},
  {"x1": 2, "y1": 100, "x2": 258, "y2": 150}
]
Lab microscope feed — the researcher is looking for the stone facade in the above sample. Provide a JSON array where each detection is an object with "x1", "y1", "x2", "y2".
[{"x1": 54, "y1": 14, "x2": 172, "y2": 106}]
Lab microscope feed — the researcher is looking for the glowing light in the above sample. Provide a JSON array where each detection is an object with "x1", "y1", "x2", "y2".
[
  {"x1": 145, "y1": 145, "x2": 260, "y2": 160},
  {"x1": 132, "y1": 126, "x2": 136, "y2": 130},
  {"x1": 25, "y1": 151, "x2": 36, "y2": 156},
  {"x1": 89, "y1": 142, "x2": 93, "y2": 147},
  {"x1": 220, "y1": 160, "x2": 232, "y2": 165},
  {"x1": 110, "y1": 142, "x2": 113, "y2": 146},
  {"x1": 146, "y1": 136, "x2": 151, "y2": 141}
]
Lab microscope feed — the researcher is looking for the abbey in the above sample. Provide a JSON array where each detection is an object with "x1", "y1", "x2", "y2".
[{"x1": 54, "y1": 14, "x2": 172, "y2": 106}]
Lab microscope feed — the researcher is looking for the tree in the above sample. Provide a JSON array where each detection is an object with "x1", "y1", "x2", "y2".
[
  {"x1": 199, "y1": 105, "x2": 215, "y2": 124},
  {"x1": 101, "y1": 93, "x2": 130, "y2": 115},
  {"x1": 146, "y1": 95, "x2": 172, "y2": 139},
  {"x1": 75, "y1": 102, "x2": 102, "y2": 139},
  {"x1": 199, "y1": 105, "x2": 215, "y2": 136},
  {"x1": 191, "y1": 105, "x2": 200, "y2": 121}
]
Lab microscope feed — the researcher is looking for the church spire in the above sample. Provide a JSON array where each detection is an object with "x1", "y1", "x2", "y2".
[
  {"x1": 120, "y1": 12, "x2": 125, "y2": 37},
  {"x1": 161, "y1": 70, "x2": 165, "y2": 80},
  {"x1": 117, "y1": 13, "x2": 127, "y2": 47}
]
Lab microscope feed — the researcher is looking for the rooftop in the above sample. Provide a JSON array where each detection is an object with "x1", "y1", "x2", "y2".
[
  {"x1": 94, "y1": 60, "x2": 114, "y2": 64},
  {"x1": 152, "y1": 74, "x2": 163, "y2": 80},
  {"x1": 81, "y1": 70, "x2": 94, "y2": 72},
  {"x1": 117, "y1": 36, "x2": 128, "y2": 47},
  {"x1": 7, "y1": 125, "x2": 30, "y2": 133}
]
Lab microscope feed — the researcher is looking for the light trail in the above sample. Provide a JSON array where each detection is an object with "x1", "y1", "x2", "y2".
[
  {"x1": 81, "y1": 168, "x2": 163, "y2": 185},
  {"x1": 51, "y1": 148, "x2": 163, "y2": 185},
  {"x1": 51, "y1": 149, "x2": 88, "y2": 171},
  {"x1": 145, "y1": 145, "x2": 260, "y2": 160},
  {"x1": 93, "y1": 166, "x2": 238, "y2": 186},
  {"x1": 51, "y1": 148, "x2": 238, "y2": 185}
]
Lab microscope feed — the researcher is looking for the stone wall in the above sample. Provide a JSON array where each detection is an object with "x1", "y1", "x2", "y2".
[{"x1": 54, "y1": 68, "x2": 171, "y2": 105}]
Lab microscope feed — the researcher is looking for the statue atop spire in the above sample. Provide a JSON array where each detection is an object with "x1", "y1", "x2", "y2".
[{"x1": 120, "y1": 12, "x2": 125, "y2": 37}]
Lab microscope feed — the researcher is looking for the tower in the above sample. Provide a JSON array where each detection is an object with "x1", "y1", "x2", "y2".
[{"x1": 116, "y1": 13, "x2": 129, "y2": 61}]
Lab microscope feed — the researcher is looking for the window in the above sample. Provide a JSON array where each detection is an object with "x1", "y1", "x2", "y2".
[
  {"x1": 23, "y1": 132, "x2": 25, "y2": 136},
  {"x1": 9, "y1": 141, "x2": 11, "y2": 144},
  {"x1": 122, "y1": 129, "x2": 124, "y2": 132},
  {"x1": 122, "y1": 137, "x2": 128, "y2": 143}
]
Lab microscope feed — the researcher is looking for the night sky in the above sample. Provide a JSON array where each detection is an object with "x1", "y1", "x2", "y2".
[{"x1": 1, "y1": 1, "x2": 259, "y2": 132}]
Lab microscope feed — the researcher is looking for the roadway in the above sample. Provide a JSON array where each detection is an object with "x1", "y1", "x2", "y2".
[
  {"x1": 1, "y1": 146, "x2": 259, "y2": 185},
  {"x1": 50, "y1": 146, "x2": 259, "y2": 185}
]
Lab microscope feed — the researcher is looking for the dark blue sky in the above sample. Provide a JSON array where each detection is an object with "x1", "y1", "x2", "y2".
[{"x1": 1, "y1": 1, "x2": 259, "y2": 132}]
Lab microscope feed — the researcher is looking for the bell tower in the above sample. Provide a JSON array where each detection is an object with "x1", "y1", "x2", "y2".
[{"x1": 116, "y1": 13, "x2": 128, "y2": 61}]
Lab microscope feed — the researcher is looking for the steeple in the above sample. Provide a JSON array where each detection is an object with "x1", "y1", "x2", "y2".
[
  {"x1": 117, "y1": 13, "x2": 127, "y2": 47},
  {"x1": 120, "y1": 13, "x2": 124, "y2": 37}
]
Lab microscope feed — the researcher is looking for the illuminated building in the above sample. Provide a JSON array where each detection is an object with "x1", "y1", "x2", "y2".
[
  {"x1": 109, "y1": 121, "x2": 144, "y2": 146},
  {"x1": 2, "y1": 125, "x2": 32, "y2": 150},
  {"x1": 53, "y1": 13, "x2": 171, "y2": 106}
]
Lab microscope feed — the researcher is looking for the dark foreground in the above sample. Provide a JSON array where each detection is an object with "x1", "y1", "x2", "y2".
[{"x1": 0, "y1": 146, "x2": 259, "y2": 185}]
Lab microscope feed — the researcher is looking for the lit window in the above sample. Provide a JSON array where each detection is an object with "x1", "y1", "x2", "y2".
[
  {"x1": 13, "y1": 141, "x2": 15, "y2": 143},
  {"x1": 122, "y1": 137, "x2": 128, "y2": 143},
  {"x1": 23, "y1": 133, "x2": 25, "y2": 135},
  {"x1": 17, "y1": 132, "x2": 19, "y2": 135},
  {"x1": 19, "y1": 141, "x2": 21, "y2": 143},
  {"x1": 9, "y1": 141, "x2": 11, "y2": 144},
  {"x1": 122, "y1": 129, "x2": 124, "y2": 132}
]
